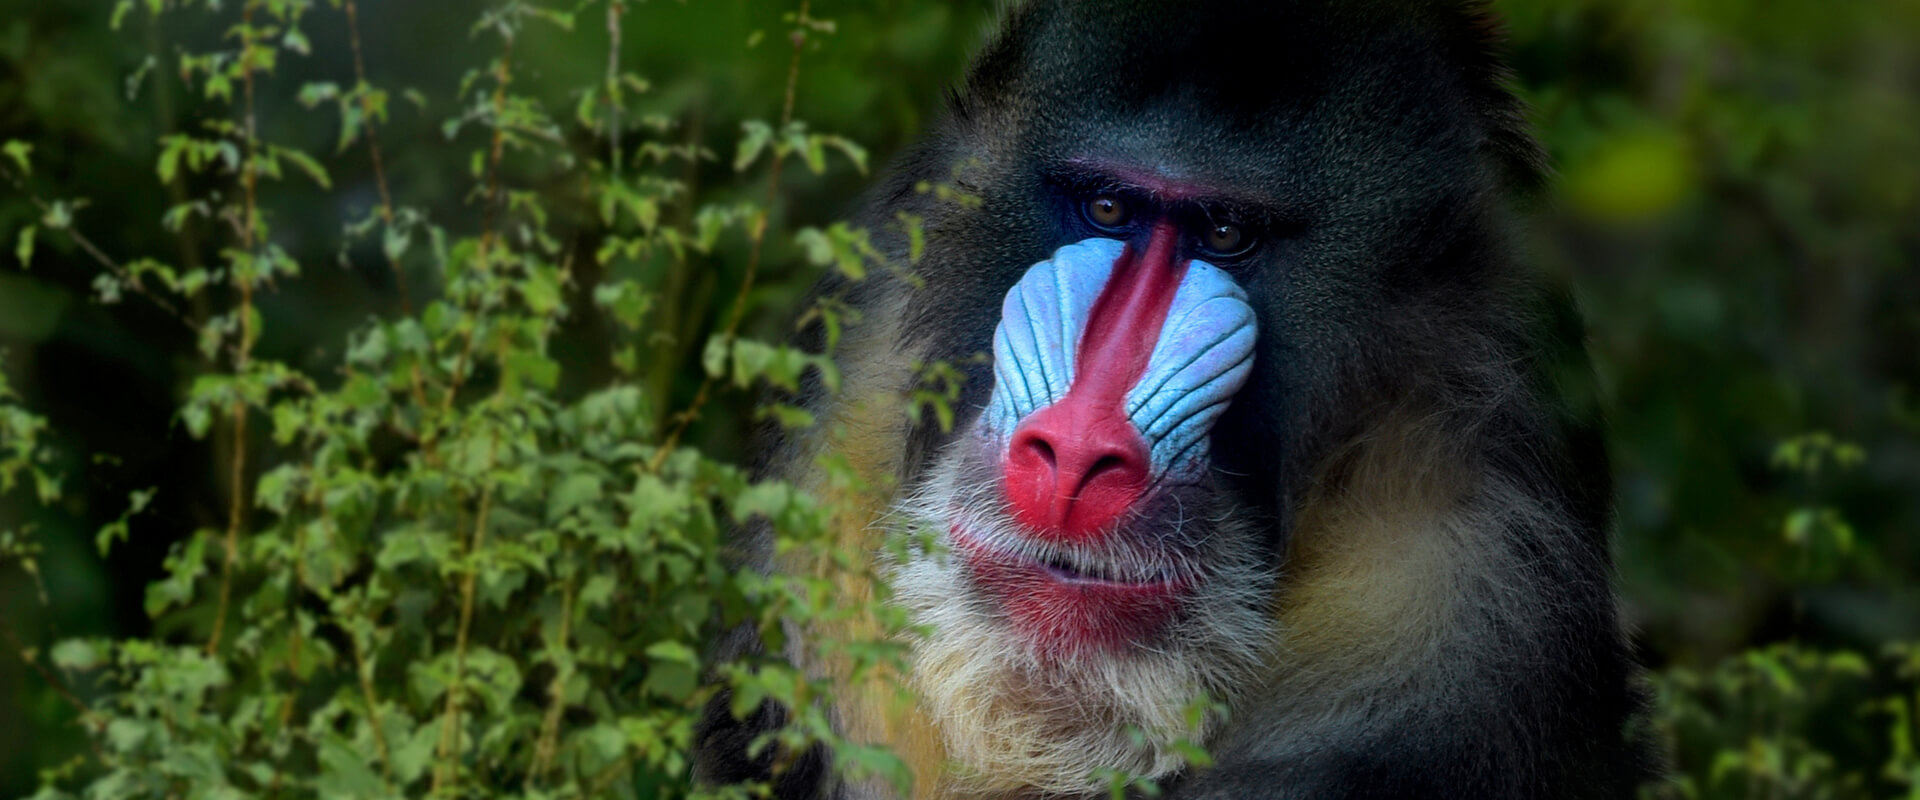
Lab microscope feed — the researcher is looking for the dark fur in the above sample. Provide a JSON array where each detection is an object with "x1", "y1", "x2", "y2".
[{"x1": 697, "y1": 1, "x2": 1654, "y2": 796}]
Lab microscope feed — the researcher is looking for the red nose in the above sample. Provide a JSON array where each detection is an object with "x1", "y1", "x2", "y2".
[{"x1": 1003, "y1": 398, "x2": 1152, "y2": 541}]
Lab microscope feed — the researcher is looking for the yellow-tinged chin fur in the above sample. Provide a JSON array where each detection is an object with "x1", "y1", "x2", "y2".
[
  {"x1": 881, "y1": 459, "x2": 1272, "y2": 798},
  {"x1": 899, "y1": 601, "x2": 1204, "y2": 795}
]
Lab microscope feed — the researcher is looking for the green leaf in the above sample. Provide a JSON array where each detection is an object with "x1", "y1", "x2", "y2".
[
  {"x1": 897, "y1": 212, "x2": 925, "y2": 264},
  {"x1": 15, "y1": 225, "x2": 34, "y2": 269},
  {"x1": 41, "y1": 201, "x2": 75, "y2": 230},
  {"x1": 520, "y1": 267, "x2": 562, "y2": 314},
  {"x1": 296, "y1": 81, "x2": 340, "y2": 108},
  {"x1": 205, "y1": 72, "x2": 233, "y2": 103},
  {"x1": 105, "y1": 718, "x2": 150, "y2": 755},
  {"x1": 281, "y1": 27, "x2": 311, "y2": 57},
  {"x1": 802, "y1": 134, "x2": 828, "y2": 174},
  {"x1": 729, "y1": 339, "x2": 774, "y2": 388},
  {"x1": 760, "y1": 403, "x2": 815, "y2": 430},
  {"x1": 277, "y1": 146, "x2": 332, "y2": 189},
  {"x1": 2, "y1": 140, "x2": 29, "y2": 175},
  {"x1": 579, "y1": 574, "x2": 617, "y2": 609},
  {"x1": 157, "y1": 137, "x2": 183, "y2": 184},
  {"x1": 701, "y1": 335, "x2": 729, "y2": 378},
  {"x1": 530, "y1": 7, "x2": 574, "y2": 30},
  {"x1": 593, "y1": 280, "x2": 651, "y2": 329},
  {"x1": 644, "y1": 640, "x2": 699, "y2": 701},
  {"x1": 580, "y1": 723, "x2": 626, "y2": 765},
  {"x1": 732, "y1": 482, "x2": 794, "y2": 523},
  {"x1": 382, "y1": 225, "x2": 412, "y2": 263},
  {"x1": 822, "y1": 134, "x2": 869, "y2": 175},
  {"x1": 546, "y1": 473, "x2": 603, "y2": 522},
  {"x1": 391, "y1": 721, "x2": 438, "y2": 785},
  {"x1": 49, "y1": 639, "x2": 103, "y2": 671},
  {"x1": 646, "y1": 639, "x2": 698, "y2": 665},
  {"x1": 734, "y1": 120, "x2": 773, "y2": 172},
  {"x1": 1782, "y1": 508, "x2": 1815, "y2": 545},
  {"x1": 346, "y1": 326, "x2": 389, "y2": 368},
  {"x1": 317, "y1": 734, "x2": 385, "y2": 799},
  {"x1": 729, "y1": 674, "x2": 767, "y2": 719},
  {"x1": 504, "y1": 350, "x2": 560, "y2": 392}
]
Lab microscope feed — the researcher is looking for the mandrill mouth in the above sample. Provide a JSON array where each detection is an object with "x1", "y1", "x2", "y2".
[
  {"x1": 1037, "y1": 551, "x2": 1171, "y2": 585},
  {"x1": 948, "y1": 521, "x2": 1189, "y2": 655}
]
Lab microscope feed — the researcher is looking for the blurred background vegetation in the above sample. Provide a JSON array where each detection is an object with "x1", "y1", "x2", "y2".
[{"x1": 0, "y1": 0, "x2": 1914, "y2": 797}]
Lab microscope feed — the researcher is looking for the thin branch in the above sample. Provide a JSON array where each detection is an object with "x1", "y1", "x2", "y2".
[
  {"x1": 342, "y1": 0, "x2": 410, "y2": 311},
  {"x1": 527, "y1": 570, "x2": 578, "y2": 784},
  {"x1": 435, "y1": 37, "x2": 515, "y2": 428},
  {"x1": 341, "y1": 0, "x2": 433, "y2": 417},
  {"x1": 286, "y1": 520, "x2": 307, "y2": 675},
  {"x1": 646, "y1": 0, "x2": 812, "y2": 474},
  {"x1": 585, "y1": 752, "x2": 636, "y2": 797},
  {"x1": 430, "y1": 420, "x2": 502, "y2": 795},
  {"x1": 207, "y1": 0, "x2": 263, "y2": 657},
  {"x1": 347, "y1": 618, "x2": 396, "y2": 785},
  {"x1": 0, "y1": 164, "x2": 193, "y2": 329},
  {"x1": 428, "y1": 31, "x2": 521, "y2": 790},
  {"x1": 0, "y1": 617, "x2": 98, "y2": 727},
  {"x1": 605, "y1": 0, "x2": 625, "y2": 178}
]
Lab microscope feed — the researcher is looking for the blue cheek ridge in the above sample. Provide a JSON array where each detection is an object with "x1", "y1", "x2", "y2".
[
  {"x1": 986, "y1": 238, "x2": 1125, "y2": 437},
  {"x1": 1125, "y1": 261, "x2": 1257, "y2": 483}
]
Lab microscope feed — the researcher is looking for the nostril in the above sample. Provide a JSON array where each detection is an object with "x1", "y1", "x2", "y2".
[
  {"x1": 1078, "y1": 453, "x2": 1134, "y2": 496},
  {"x1": 1023, "y1": 436, "x2": 1057, "y2": 470}
]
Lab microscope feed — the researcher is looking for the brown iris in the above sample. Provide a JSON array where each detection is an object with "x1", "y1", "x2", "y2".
[
  {"x1": 1086, "y1": 194, "x2": 1129, "y2": 228},
  {"x1": 1204, "y1": 222, "x2": 1245, "y2": 254}
]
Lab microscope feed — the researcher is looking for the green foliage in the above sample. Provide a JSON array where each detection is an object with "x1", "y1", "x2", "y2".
[
  {"x1": 0, "y1": 0, "x2": 931, "y2": 797},
  {"x1": 0, "y1": 357, "x2": 57, "y2": 506},
  {"x1": 1637, "y1": 435, "x2": 1920, "y2": 798},
  {"x1": 1500, "y1": 0, "x2": 1920, "y2": 793}
]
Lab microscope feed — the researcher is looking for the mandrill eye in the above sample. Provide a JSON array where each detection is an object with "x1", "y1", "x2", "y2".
[
  {"x1": 1202, "y1": 222, "x2": 1249, "y2": 256},
  {"x1": 1085, "y1": 194, "x2": 1130, "y2": 230}
]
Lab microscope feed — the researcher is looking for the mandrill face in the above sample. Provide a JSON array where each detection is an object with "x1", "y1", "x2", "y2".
[
  {"x1": 954, "y1": 232, "x2": 1260, "y2": 643},
  {"x1": 889, "y1": 210, "x2": 1285, "y2": 791}
]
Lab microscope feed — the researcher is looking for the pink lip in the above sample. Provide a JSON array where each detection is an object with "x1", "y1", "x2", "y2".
[{"x1": 949, "y1": 525, "x2": 1186, "y2": 656}]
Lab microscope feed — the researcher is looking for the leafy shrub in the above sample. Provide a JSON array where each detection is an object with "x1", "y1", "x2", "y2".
[{"x1": 3, "y1": 1, "x2": 919, "y2": 797}]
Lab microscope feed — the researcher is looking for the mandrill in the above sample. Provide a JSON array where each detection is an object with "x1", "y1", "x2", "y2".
[{"x1": 696, "y1": 1, "x2": 1656, "y2": 797}]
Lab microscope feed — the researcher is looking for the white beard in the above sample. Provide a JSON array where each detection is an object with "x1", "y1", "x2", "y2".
[{"x1": 883, "y1": 456, "x2": 1275, "y2": 795}]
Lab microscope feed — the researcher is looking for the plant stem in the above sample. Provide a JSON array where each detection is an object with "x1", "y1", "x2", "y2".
[
  {"x1": 527, "y1": 571, "x2": 578, "y2": 784},
  {"x1": 430, "y1": 424, "x2": 499, "y2": 795},
  {"x1": 207, "y1": 0, "x2": 262, "y2": 657},
  {"x1": 606, "y1": 0, "x2": 624, "y2": 179},
  {"x1": 436, "y1": 38, "x2": 515, "y2": 427},
  {"x1": 0, "y1": 164, "x2": 192, "y2": 328},
  {"x1": 348, "y1": 619, "x2": 396, "y2": 785},
  {"x1": 646, "y1": 0, "x2": 812, "y2": 474},
  {"x1": 342, "y1": 0, "x2": 433, "y2": 417},
  {"x1": 0, "y1": 617, "x2": 105, "y2": 758}
]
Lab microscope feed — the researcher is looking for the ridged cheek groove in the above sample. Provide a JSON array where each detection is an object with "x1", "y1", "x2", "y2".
[{"x1": 1126, "y1": 267, "x2": 1258, "y2": 483}]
